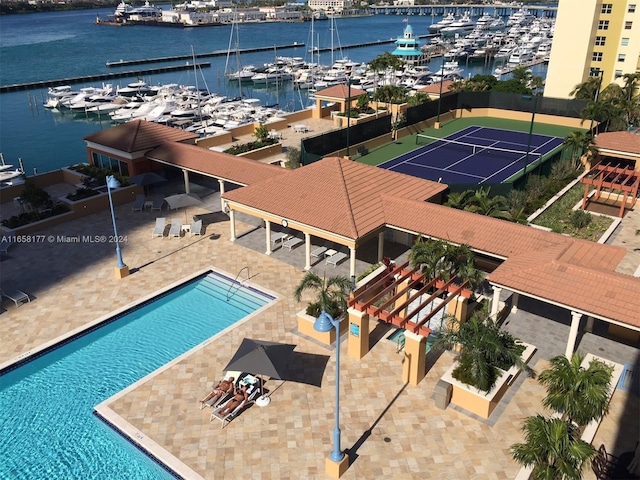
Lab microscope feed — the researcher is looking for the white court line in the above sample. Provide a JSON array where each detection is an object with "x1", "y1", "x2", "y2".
[{"x1": 396, "y1": 161, "x2": 485, "y2": 180}]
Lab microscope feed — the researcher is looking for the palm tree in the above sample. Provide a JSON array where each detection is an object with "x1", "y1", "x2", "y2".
[
  {"x1": 432, "y1": 309, "x2": 528, "y2": 393},
  {"x1": 538, "y1": 352, "x2": 613, "y2": 427},
  {"x1": 409, "y1": 236, "x2": 447, "y2": 280},
  {"x1": 569, "y1": 77, "x2": 602, "y2": 101},
  {"x1": 293, "y1": 271, "x2": 353, "y2": 319},
  {"x1": 563, "y1": 131, "x2": 592, "y2": 169},
  {"x1": 444, "y1": 190, "x2": 472, "y2": 210},
  {"x1": 511, "y1": 415, "x2": 597, "y2": 480},
  {"x1": 465, "y1": 187, "x2": 508, "y2": 218}
]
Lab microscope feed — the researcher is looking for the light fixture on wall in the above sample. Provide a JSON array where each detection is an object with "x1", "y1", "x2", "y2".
[{"x1": 282, "y1": 219, "x2": 288, "y2": 228}]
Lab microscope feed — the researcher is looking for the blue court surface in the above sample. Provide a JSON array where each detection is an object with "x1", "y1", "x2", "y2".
[{"x1": 379, "y1": 126, "x2": 565, "y2": 185}]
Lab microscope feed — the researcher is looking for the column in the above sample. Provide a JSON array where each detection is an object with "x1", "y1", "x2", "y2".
[
  {"x1": 349, "y1": 247, "x2": 356, "y2": 280},
  {"x1": 402, "y1": 331, "x2": 426, "y2": 386},
  {"x1": 565, "y1": 311, "x2": 582, "y2": 358},
  {"x1": 218, "y1": 179, "x2": 226, "y2": 212},
  {"x1": 229, "y1": 209, "x2": 236, "y2": 242},
  {"x1": 347, "y1": 307, "x2": 369, "y2": 360},
  {"x1": 377, "y1": 232, "x2": 385, "y2": 263},
  {"x1": 511, "y1": 292, "x2": 520, "y2": 313},
  {"x1": 182, "y1": 169, "x2": 190, "y2": 194},
  {"x1": 585, "y1": 316, "x2": 594, "y2": 333},
  {"x1": 490, "y1": 286, "x2": 502, "y2": 320},
  {"x1": 265, "y1": 220, "x2": 272, "y2": 255},
  {"x1": 304, "y1": 232, "x2": 311, "y2": 271}
]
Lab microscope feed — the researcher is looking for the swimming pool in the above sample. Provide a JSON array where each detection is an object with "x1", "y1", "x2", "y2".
[{"x1": 0, "y1": 270, "x2": 274, "y2": 479}]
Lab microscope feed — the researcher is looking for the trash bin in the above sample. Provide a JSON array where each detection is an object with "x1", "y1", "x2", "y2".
[{"x1": 434, "y1": 379, "x2": 452, "y2": 410}]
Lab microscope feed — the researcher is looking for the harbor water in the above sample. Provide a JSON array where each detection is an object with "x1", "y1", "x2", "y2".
[{"x1": 0, "y1": 8, "x2": 548, "y2": 174}]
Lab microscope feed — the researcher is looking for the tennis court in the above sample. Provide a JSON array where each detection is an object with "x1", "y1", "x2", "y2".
[{"x1": 379, "y1": 126, "x2": 565, "y2": 185}]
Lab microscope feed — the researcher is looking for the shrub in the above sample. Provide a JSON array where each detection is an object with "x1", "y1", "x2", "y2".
[
  {"x1": 570, "y1": 209, "x2": 592, "y2": 229},
  {"x1": 224, "y1": 137, "x2": 278, "y2": 155},
  {"x1": 67, "y1": 187, "x2": 100, "y2": 201}
]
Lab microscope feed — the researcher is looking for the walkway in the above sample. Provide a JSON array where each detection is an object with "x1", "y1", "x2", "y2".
[{"x1": 0, "y1": 193, "x2": 637, "y2": 479}]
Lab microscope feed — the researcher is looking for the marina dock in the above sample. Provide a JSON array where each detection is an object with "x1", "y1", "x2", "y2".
[
  {"x1": 314, "y1": 34, "x2": 436, "y2": 53},
  {"x1": 0, "y1": 63, "x2": 211, "y2": 93},
  {"x1": 105, "y1": 43, "x2": 305, "y2": 67}
]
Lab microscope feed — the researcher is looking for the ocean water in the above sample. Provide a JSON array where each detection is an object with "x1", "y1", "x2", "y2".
[{"x1": 0, "y1": 9, "x2": 548, "y2": 174}]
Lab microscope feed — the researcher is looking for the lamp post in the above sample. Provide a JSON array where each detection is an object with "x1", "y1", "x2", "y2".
[
  {"x1": 436, "y1": 54, "x2": 446, "y2": 127},
  {"x1": 314, "y1": 310, "x2": 347, "y2": 476},
  {"x1": 522, "y1": 94, "x2": 538, "y2": 184},
  {"x1": 346, "y1": 75, "x2": 352, "y2": 159},
  {"x1": 106, "y1": 175, "x2": 129, "y2": 278}
]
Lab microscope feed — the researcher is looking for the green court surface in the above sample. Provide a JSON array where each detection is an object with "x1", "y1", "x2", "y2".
[{"x1": 356, "y1": 117, "x2": 583, "y2": 167}]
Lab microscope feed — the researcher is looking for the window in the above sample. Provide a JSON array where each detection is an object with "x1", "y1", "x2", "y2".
[
  {"x1": 601, "y1": 3, "x2": 612, "y2": 13},
  {"x1": 590, "y1": 68, "x2": 603, "y2": 78},
  {"x1": 592, "y1": 52, "x2": 603, "y2": 62},
  {"x1": 595, "y1": 36, "x2": 606, "y2": 46},
  {"x1": 629, "y1": 4, "x2": 636, "y2": 13},
  {"x1": 624, "y1": 21, "x2": 632, "y2": 29},
  {"x1": 618, "y1": 54, "x2": 626, "y2": 61},
  {"x1": 615, "y1": 70, "x2": 623, "y2": 78},
  {"x1": 622, "y1": 37, "x2": 630, "y2": 46},
  {"x1": 598, "y1": 20, "x2": 609, "y2": 30}
]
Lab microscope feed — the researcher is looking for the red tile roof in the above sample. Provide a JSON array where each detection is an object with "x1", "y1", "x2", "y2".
[
  {"x1": 83, "y1": 120, "x2": 198, "y2": 153},
  {"x1": 314, "y1": 84, "x2": 368, "y2": 100},
  {"x1": 594, "y1": 131, "x2": 640, "y2": 156},
  {"x1": 417, "y1": 80, "x2": 455, "y2": 95},
  {"x1": 222, "y1": 157, "x2": 447, "y2": 240},
  {"x1": 147, "y1": 142, "x2": 286, "y2": 186}
]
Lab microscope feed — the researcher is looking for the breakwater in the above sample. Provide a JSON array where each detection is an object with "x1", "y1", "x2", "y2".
[
  {"x1": 0, "y1": 63, "x2": 211, "y2": 93},
  {"x1": 105, "y1": 43, "x2": 305, "y2": 67}
]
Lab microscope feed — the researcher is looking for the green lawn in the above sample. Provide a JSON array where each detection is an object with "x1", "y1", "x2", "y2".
[{"x1": 356, "y1": 117, "x2": 583, "y2": 167}]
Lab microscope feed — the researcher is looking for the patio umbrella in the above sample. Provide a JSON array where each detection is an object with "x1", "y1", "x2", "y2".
[
  {"x1": 223, "y1": 338, "x2": 296, "y2": 402},
  {"x1": 164, "y1": 193, "x2": 203, "y2": 222},
  {"x1": 129, "y1": 172, "x2": 167, "y2": 195}
]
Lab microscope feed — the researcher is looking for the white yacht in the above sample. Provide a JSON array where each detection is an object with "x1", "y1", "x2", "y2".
[
  {"x1": 428, "y1": 13, "x2": 456, "y2": 34},
  {"x1": 508, "y1": 48, "x2": 535, "y2": 65},
  {"x1": 440, "y1": 12, "x2": 475, "y2": 37}
]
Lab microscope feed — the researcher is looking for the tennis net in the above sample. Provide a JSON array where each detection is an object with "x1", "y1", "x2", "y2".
[{"x1": 415, "y1": 134, "x2": 541, "y2": 160}]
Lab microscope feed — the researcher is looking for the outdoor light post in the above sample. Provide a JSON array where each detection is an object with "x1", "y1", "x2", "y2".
[
  {"x1": 314, "y1": 310, "x2": 348, "y2": 477},
  {"x1": 522, "y1": 94, "x2": 538, "y2": 183},
  {"x1": 106, "y1": 175, "x2": 129, "y2": 279},
  {"x1": 346, "y1": 75, "x2": 352, "y2": 159},
  {"x1": 436, "y1": 54, "x2": 446, "y2": 127}
]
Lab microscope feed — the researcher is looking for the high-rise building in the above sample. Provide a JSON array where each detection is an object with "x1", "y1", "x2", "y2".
[{"x1": 545, "y1": 0, "x2": 639, "y2": 99}]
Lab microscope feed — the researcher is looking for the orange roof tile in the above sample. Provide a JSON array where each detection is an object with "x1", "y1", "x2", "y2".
[
  {"x1": 417, "y1": 80, "x2": 455, "y2": 95},
  {"x1": 147, "y1": 142, "x2": 286, "y2": 186},
  {"x1": 314, "y1": 84, "x2": 368, "y2": 100},
  {"x1": 83, "y1": 120, "x2": 198, "y2": 153},
  {"x1": 594, "y1": 131, "x2": 640, "y2": 156},
  {"x1": 222, "y1": 157, "x2": 447, "y2": 240}
]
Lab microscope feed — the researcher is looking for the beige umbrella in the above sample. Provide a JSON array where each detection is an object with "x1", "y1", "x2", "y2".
[{"x1": 164, "y1": 193, "x2": 203, "y2": 222}]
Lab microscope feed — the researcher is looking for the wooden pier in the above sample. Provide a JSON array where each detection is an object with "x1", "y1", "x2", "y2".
[
  {"x1": 0, "y1": 63, "x2": 211, "y2": 93},
  {"x1": 105, "y1": 43, "x2": 306, "y2": 67}
]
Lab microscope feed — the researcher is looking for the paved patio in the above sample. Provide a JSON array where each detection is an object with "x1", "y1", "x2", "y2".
[{"x1": 1, "y1": 191, "x2": 638, "y2": 480}]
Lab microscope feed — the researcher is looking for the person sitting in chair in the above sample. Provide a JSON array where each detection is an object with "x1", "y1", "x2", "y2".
[
  {"x1": 218, "y1": 384, "x2": 248, "y2": 415},
  {"x1": 200, "y1": 377, "x2": 235, "y2": 406}
]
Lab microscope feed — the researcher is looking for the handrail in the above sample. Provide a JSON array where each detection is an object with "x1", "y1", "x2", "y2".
[{"x1": 226, "y1": 266, "x2": 249, "y2": 301}]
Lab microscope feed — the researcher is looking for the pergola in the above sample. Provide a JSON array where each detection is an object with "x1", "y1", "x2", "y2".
[
  {"x1": 347, "y1": 261, "x2": 473, "y2": 337},
  {"x1": 580, "y1": 162, "x2": 640, "y2": 217}
]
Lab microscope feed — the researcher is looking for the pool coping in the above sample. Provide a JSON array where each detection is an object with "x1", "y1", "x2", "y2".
[{"x1": 2, "y1": 266, "x2": 280, "y2": 480}]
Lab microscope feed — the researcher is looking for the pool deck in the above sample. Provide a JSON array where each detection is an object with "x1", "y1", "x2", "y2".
[{"x1": 1, "y1": 194, "x2": 638, "y2": 480}]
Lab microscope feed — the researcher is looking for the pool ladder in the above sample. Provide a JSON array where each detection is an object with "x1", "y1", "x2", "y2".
[{"x1": 226, "y1": 266, "x2": 250, "y2": 301}]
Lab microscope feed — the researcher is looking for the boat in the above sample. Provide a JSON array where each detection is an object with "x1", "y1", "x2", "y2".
[
  {"x1": 507, "y1": 7, "x2": 535, "y2": 27},
  {"x1": 508, "y1": 47, "x2": 535, "y2": 65},
  {"x1": 440, "y1": 12, "x2": 475, "y2": 38},
  {"x1": 0, "y1": 165, "x2": 24, "y2": 186},
  {"x1": 117, "y1": 80, "x2": 151, "y2": 97},
  {"x1": 113, "y1": 0, "x2": 162, "y2": 21},
  {"x1": 428, "y1": 12, "x2": 456, "y2": 34}
]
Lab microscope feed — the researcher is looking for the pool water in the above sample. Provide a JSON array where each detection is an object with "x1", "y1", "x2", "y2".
[{"x1": 0, "y1": 272, "x2": 273, "y2": 479}]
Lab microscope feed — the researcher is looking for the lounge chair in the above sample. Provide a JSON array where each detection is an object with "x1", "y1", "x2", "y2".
[
  {"x1": 311, "y1": 242, "x2": 333, "y2": 259},
  {"x1": 1, "y1": 288, "x2": 30, "y2": 307},
  {"x1": 210, "y1": 380, "x2": 261, "y2": 428},
  {"x1": 152, "y1": 217, "x2": 166, "y2": 238},
  {"x1": 151, "y1": 194, "x2": 164, "y2": 211},
  {"x1": 326, "y1": 250, "x2": 348, "y2": 267},
  {"x1": 132, "y1": 194, "x2": 145, "y2": 212},
  {"x1": 190, "y1": 219, "x2": 203, "y2": 237},
  {"x1": 168, "y1": 218, "x2": 181, "y2": 238},
  {"x1": 282, "y1": 236, "x2": 303, "y2": 251},
  {"x1": 200, "y1": 371, "x2": 242, "y2": 410}
]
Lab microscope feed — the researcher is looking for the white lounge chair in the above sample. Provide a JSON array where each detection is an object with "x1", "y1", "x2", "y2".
[
  {"x1": 151, "y1": 194, "x2": 164, "y2": 211},
  {"x1": 152, "y1": 217, "x2": 166, "y2": 238},
  {"x1": 326, "y1": 251, "x2": 348, "y2": 267},
  {"x1": 310, "y1": 246, "x2": 327, "y2": 258},
  {"x1": 200, "y1": 371, "x2": 242, "y2": 410},
  {"x1": 1, "y1": 288, "x2": 30, "y2": 307},
  {"x1": 190, "y1": 219, "x2": 203, "y2": 237},
  {"x1": 210, "y1": 381, "x2": 260, "y2": 428},
  {"x1": 282, "y1": 236, "x2": 303, "y2": 251},
  {"x1": 132, "y1": 194, "x2": 145, "y2": 212},
  {"x1": 168, "y1": 218, "x2": 181, "y2": 238}
]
